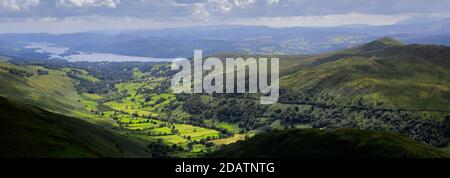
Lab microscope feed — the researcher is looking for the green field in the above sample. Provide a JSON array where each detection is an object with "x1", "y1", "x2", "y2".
[
  {"x1": 175, "y1": 124, "x2": 221, "y2": 141},
  {"x1": 150, "y1": 127, "x2": 173, "y2": 135},
  {"x1": 210, "y1": 134, "x2": 246, "y2": 145},
  {"x1": 155, "y1": 135, "x2": 189, "y2": 145}
]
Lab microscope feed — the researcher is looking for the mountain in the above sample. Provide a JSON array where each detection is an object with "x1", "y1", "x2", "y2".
[
  {"x1": 0, "y1": 96, "x2": 152, "y2": 158},
  {"x1": 402, "y1": 34, "x2": 450, "y2": 46},
  {"x1": 348, "y1": 37, "x2": 403, "y2": 53},
  {"x1": 211, "y1": 129, "x2": 450, "y2": 158},
  {"x1": 281, "y1": 38, "x2": 450, "y2": 111},
  {"x1": 337, "y1": 18, "x2": 450, "y2": 36}
]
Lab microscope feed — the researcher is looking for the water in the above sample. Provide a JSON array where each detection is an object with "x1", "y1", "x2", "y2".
[
  {"x1": 25, "y1": 43, "x2": 175, "y2": 62},
  {"x1": 25, "y1": 42, "x2": 69, "y2": 59}
]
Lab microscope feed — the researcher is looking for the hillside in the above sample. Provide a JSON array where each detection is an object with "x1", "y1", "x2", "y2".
[
  {"x1": 143, "y1": 39, "x2": 450, "y2": 148},
  {"x1": 212, "y1": 129, "x2": 450, "y2": 158},
  {"x1": 281, "y1": 38, "x2": 450, "y2": 111},
  {"x1": 0, "y1": 58, "x2": 88, "y2": 115},
  {"x1": 0, "y1": 97, "x2": 152, "y2": 158}
]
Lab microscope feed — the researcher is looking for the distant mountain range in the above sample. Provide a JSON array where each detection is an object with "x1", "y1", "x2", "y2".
[{"x1": 0, "y1": 19, "x2": 449, "y2": 60}]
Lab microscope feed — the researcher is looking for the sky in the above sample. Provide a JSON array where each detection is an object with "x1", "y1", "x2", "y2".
[{"x1": 0, "y1": 0, "x2": 450, "y2": 33}]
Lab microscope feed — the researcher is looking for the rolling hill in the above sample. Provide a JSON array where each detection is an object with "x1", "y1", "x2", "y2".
[
  {"x1": 203, "y1": 39, "x2": 449, "y2": 148},
  {"x1": 281, "y1": 38, "x2": 450, "y2": 111},
  {"x1": 0, "y1": 96, "x2": 152, "y2": 158},
  {"x1": 0, "y1": 57, "x2": 87, "y2": 115},
  {"x1": 212, "y1": 129, "x2": 450, "y2": 158}
]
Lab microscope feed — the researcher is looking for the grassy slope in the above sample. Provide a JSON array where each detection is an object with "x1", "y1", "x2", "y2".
[
  {"x1": 281, "y1": 38, "x2": 450, "y2": 111},
  {"x1": 0, "y1": 59, "x2": 85, "y2": 114},
  {"x1": 212, "y1": 129, "x2": 450, "y2": 158},
  {"x1": 0, "y1": 97, "x2": 152, "y2": 158}
]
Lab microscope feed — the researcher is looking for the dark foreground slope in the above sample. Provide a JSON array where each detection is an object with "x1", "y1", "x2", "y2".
[
  {"x1": 0, "y1": 97, "x2": 151, "y2": 158},
  {"x1": 212, "y1": 129, "x2": 449, "y2": 158}
]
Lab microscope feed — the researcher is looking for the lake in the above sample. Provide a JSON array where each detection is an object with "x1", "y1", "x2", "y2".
[{"x1": 26, "y1": 43, "x2": 176, "y2": 62}]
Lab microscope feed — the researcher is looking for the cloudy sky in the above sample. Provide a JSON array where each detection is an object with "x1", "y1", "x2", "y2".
[{"x1": 0, "y1": 0, "x2": 450, "y2": 33}]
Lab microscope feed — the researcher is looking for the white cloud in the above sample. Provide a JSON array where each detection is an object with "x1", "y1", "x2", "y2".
[
  {"x1": 57, "y1": 0, "x2": 121, "y2": 8},
  {"x1": 208, "y1": 0, "x2": 233, "y2": 12},
  {"x1": 204, "y1": 0, "x2": 257, "y2": 13},
  {"x1": 192, "y1": 3, "x2": 210, "y2": 21},
  {"x1": 233, "y1": 0, "x2": 256, "y2": 8},
  {"x1": 267, "y1": 0, "x2": 279, "y2": 5},
  {"x1": 0, "y1": 0, "x2": 40, "y2": 11},
  {"x1": 174, "y1": 0, "x2": 254, "y2": 21}
]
